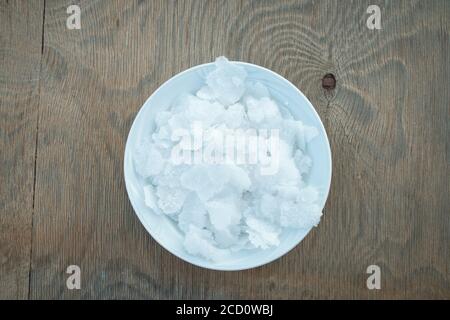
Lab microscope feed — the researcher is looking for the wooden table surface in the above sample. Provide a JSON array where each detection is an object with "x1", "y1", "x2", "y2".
[{"x1": 1, "y1": 0, "x2": 449, "y2": 299}]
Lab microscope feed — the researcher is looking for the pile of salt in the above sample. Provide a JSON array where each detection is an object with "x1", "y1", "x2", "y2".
[{"x1": 134, "y1": 57, "x2": 322, "y2": 261}]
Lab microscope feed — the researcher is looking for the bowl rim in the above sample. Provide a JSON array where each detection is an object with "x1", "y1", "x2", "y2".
[{"x1": 124, "y1": 60, "x2": 333, "y2": 271}]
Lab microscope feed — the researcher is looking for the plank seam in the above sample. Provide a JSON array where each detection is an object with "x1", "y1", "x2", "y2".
[{"x1": 28, "y1": 0, "x2": 46, "y2": 300}]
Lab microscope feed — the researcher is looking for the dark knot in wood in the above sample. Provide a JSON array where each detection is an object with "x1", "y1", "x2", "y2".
[{"x1": 322, "y1": 73, "x2": 336, "y2": 90}]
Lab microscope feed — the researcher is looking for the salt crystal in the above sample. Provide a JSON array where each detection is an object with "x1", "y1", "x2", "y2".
[
  {"x1": 222, "y1": 103, "x2": 245, "y2": 128},
  {"x1": 183, "y1": 225, "x2": 229, "y2": 261},
  {"x1": 245, "y1": 215, "x2": 280, "y2": 249},
  {"x1": 213, "y1": 227, "x2": 240, "y2": 248},
  {"x1": 245, "y1": 81, "x2": 270, "y2": 99},
  {"x1": 178, "y1": 193, "x2": 208, "y2": 232},
  {"x1": 153, "y1": 163, "x2": 184, "y2": 188},
  {"x1": 259, "y1": 193, "x2": 279, "y2": 223},
  {"x1": 155, "y1": 185, "x2": 187, "y2": 215},
  {"x1": 280, "y1": 187, "x2": 322, "y2": 229},
  {"x1": 196, "y1": 85, "x2": 216, "y2": 101},
  {"x1": 134, "y1": 142, "x2": 164, "y2": 178},
  {"x1": 186, "y1": 95, "x2": 224, "y2": 126},
  {"x1": 205, "y1": 197, "x2": 241, "y2": 231},
  {"x1": 206, "y1": 56, "x2": 247, "y2": 105},
  {"x1": 246, "y1": 97, "x2": 265, "y2": 123},
  {"x1": 180, "y1": 165, "x2": 223, "y2": 201}
]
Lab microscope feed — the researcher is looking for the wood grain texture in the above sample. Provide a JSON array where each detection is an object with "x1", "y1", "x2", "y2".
[
  {"x1": 1, "y1": 0, "x2": 449, "y2": 299},
  {"x1": 0, "y1": 0, "x2": 44, "y2": 299}
]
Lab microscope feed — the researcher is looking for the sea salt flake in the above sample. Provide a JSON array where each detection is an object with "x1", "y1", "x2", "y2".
[
  {"x1": 245, "y1": 81, "x2": 270, "y2": 99},
  {"x1": 196, "y1": 85, "x2": 216, "y2": 100},
  {"x1": 212, "y1": 227, "x2": 240, "y2": 248},
  {"x1": 178, "y1": 193, "x2": 208, "y2": 232},
  {"x1": 183, "y1": 225, "x2": 229, "y2": 261},
  {"x1": 180, "y1": 165, "x2": 223, "y2": 201},
  {"x1": 156, "y1": 185, "x2": 188, "y2": 215},
  {"x1": 259, "y1": 193, "x2": 279, "y2": 222},
  {"x1": 245, "y1": 216, "x2": 280, "y2": 249},
  {"x1": 245, "y1": 97, "x2": 265, "y2": 123},
  {"x1": 152, "y1": 125, "x2": 172, "y2": 148},
  {"x1": 206, "y1": 57, "x2": 247, "y2": 105},
  {"x1": 153, "y1": 163, "x2": 184, "y2": 187},
  {"x1": 227, "y1": 165, "x2": 251, "y2": 192},
  {"x1": 279, "y1": 187, "x2": 322, "y2": 229},
  {"x1": 205, "y1": 197, "x2": 241, "y2": 231},
  {"x1": 186, "y1": 95, "x2": 225, "y2": 126},
  {"x1": 134, "y1": 143, "x2": 164, "y2": 178},
  {"x1": 222, "y1": 103, "x2": 246, "y2": 128}
]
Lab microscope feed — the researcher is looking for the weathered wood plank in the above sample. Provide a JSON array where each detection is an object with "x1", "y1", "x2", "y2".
[
  {"x1": 0, "y1": 0, "x2": 44, "y2": 299},
  {"x1": 29, "y1": 0, "x2": 449, "y2": 299}
]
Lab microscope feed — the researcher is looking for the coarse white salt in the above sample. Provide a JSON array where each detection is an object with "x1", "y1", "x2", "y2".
[{"x1": 133, "y1": 57, "x2": 322, "y2": 262}]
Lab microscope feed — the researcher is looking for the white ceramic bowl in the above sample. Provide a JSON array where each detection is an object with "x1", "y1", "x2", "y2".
[{"x1": 124, "y1": 61, "x2": 332, "y2": 271}]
